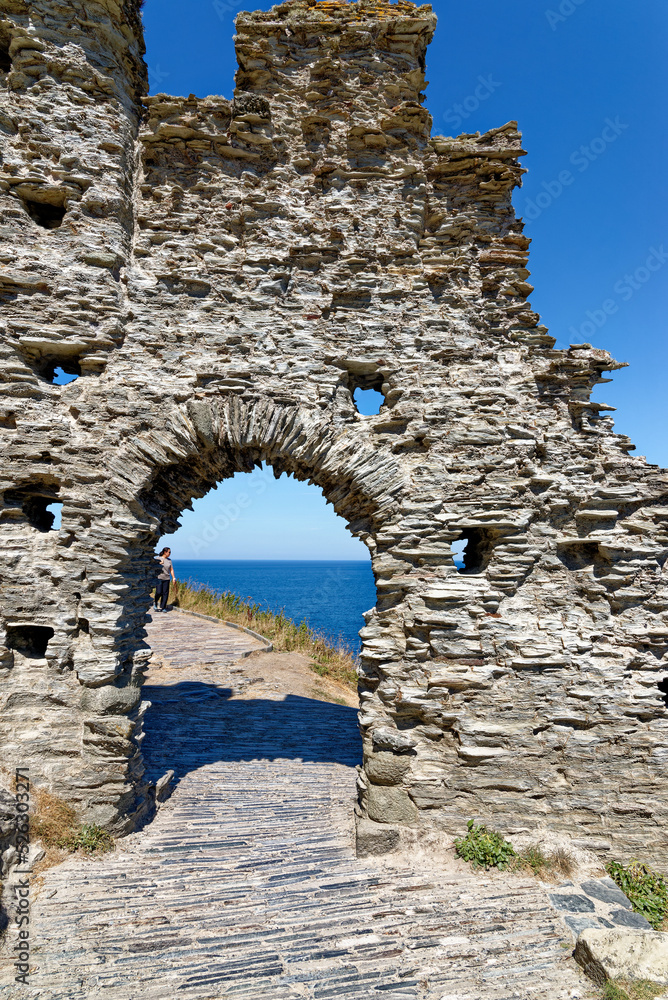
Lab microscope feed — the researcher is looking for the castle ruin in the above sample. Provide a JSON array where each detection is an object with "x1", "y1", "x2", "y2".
[{"x1": 1, "y1": 0, "x2": 667, "y2": 863}]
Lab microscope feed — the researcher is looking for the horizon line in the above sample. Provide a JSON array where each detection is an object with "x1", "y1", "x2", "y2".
[{"x1": 169, "y1": 557, "x2": 372, "y2": 562}]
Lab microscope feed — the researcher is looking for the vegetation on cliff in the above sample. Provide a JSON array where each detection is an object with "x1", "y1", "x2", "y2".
[{"x1": 173, "y1": 581, "x2": 359, "y2": 691}]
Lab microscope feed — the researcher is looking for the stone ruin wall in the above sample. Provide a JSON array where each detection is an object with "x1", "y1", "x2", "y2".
[{"x1": 0, "y1": 0, "x2": 667, "y2": 864}]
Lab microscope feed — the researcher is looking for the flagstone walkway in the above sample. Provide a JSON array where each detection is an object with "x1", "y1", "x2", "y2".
[{"x1": 1, "y1": 611, "x2": 596, "y2": 999}]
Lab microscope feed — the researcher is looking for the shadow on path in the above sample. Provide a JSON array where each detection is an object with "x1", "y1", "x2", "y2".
[{"x1": 141, "y1": 681, "x2": 362, "y2": 784}]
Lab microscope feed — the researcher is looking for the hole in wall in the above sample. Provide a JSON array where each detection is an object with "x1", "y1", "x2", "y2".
[
  {"x1": 46, "y1": 502, "x2": 63, "y2": 529},
  {"x1": 20, "y1": 354, "x2": 83, "y2": 385},
  {"x1": 23, "y1": 198, "x2": 67, "y2": 230},
  {"x1": 0, "y1": 45, "x2": 11, "y2": 74},
  {"x1": 353, "y1": 387, "x2": 384, "y2": 416},
  {"x1": 6, "y1": 625, "x2": 54, "y2": 659},
  {"x1": 4, "y1": 486, "x2": 61, "y2": 531},
  {"x1": 346, "y1": 368, "x2": 386, "y2": 416},
  {"x1": 452, "y1": 538, "x2": 466, "y2": 568},
  {"x1": 659, "y1": 676, "x2": 668, "y2": 708},
  {"x1": 52, "y1": 366, "x2": 79, "y2": 385},
  {"x1": 455, "y1": 528, "x2": 495, "y2": 575}
]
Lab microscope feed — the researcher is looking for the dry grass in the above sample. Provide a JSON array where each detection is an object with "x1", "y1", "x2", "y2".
[
  {"x1": 30, "y1": 788, "x2": 114, "y2": 859},
  {"x1": 517, "y1": 844, "x2": 574, "y2": 880},
  {"x1": 173, "y1": 581, "x2": 359, "y2": 691},
  {"x1": 0, "y1": 780, "x2": 115, "y2": 881},
  {"x1": 30, "y1": 787, "x2": 78, "y2": 848}
]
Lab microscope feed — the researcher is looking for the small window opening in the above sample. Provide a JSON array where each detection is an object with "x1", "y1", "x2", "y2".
[
  {"x1": 353, "y1": 387, "x2": 384, "y2": 415},
  {"x1": 454, "y1": 528, "x2": 493, "y2": 575},
  {"x1": 23, "y1": 199, "x2": 66, "y2": 230},
  {"x1": 0, "y1": 45, "x2": 11, "y2": 74},
  {"x1": 37, "y1": 357, "x2": 82, "y2": 384},
  {"x1": 452, "y1": 538, "x2": 466, "y2": 568},
  {"x1": 6, "y1": 625, "x2": 54, "y2": 659},
  {"x1": 46, "y1": 502, "x2": 63, "y2": 530},
  {"x1": 52, "y1": 366, "x2": 79, "y2": 385},
  {"x1": 659, "y1": 676, "x2": 668, "y2": 708},
  {"x1": 4, "y1": 488, "x2": 61, "y2": 531}
]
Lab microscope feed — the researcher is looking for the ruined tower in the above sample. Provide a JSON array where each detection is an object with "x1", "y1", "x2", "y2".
[{"x1": 1, "y1": 0, "x2": 667, "y2": 863}]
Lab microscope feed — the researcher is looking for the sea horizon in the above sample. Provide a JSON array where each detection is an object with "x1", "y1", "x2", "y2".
[
  {"x1": 171, "y1": 557, "x2": 371, "y2": 563},
  {"x1": 171, "y1": 558, "x2": 377, "y2": 653}
]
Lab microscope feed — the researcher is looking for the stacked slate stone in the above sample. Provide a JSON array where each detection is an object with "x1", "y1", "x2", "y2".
[{"x1": 0, "y1": 0, "x2": 666, "y2": 865}]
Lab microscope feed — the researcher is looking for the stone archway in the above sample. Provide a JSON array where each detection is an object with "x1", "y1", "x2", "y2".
[
  {"x1": 1, "y1": 0, "x2": 667, "y2": 865},
  {"x1": 1, "y1": 393, "x2": 411, "y2": 833}
]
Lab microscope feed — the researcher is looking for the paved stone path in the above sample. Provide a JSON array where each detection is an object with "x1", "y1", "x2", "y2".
[
  {"x1": 1, "y1": 611, "x2": 597, "y2": 999},
  {"x1": 146, "y1": 608, "x2": 268, "y2": 668}
]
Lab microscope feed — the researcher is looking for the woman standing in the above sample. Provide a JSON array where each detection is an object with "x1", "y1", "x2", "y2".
[{"x1": 154, "y1": 547, "x2": 176, "y2": 612}]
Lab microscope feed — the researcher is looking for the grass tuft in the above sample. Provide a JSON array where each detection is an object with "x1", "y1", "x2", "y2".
[
  {"x1": 606, "y1": 860, "x2": 668, "y2": 931},
  {"x1": 173, "y1": 581, "x2": 359, "y2": 691},
  {"x1": 455, "y1": 820, "x2": 575, "y2": 878},
  {"x1": 30, "y1": 788, "x2": 114, "y2": 856},
  {"x1": 604, "y1": 981, "x2": 666, "y2": 1000}
]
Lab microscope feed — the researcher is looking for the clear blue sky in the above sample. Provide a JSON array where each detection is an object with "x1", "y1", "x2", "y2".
[{"x1": 143, "y1": 0, "x2": 667, "y2": 560}]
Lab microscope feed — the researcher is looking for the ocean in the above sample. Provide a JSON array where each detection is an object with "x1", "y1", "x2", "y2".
[{"x1": 174, "y1": 560, "x2": 377, "y2": 654}]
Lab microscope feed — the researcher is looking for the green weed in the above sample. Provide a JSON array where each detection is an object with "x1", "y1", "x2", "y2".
[
  {"x1": 455, "y1": 821, "x2": 574, "y2": 878},
  {"x1": 603, "y1": 980, "x2": 665, "y2": 1000},
  {"x1": 68, "y1": 824, "x2": 115, "y2": 854},
  {"x1": 454, "y1": 820, "x2": 517, "y2": 870},
  {"x1": 606, "y1": 860, "x2": 668, "y2": 931}
]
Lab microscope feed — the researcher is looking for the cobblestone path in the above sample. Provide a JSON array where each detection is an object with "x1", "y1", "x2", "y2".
[
  {"x1": 145, "y1": 607, "x2": 268, "y2": 667},
  {"x1": 1, "y1": 611, "x2": 593, "y2": 999}
]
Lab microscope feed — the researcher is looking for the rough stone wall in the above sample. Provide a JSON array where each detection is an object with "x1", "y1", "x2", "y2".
[{"x1": 0, "y1": 0, "x2": 667, "y2": 862}]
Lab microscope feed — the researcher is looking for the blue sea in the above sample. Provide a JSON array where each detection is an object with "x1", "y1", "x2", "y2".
[{"x1": 175, "y1": 560, "x2": 377, "y2": 654}]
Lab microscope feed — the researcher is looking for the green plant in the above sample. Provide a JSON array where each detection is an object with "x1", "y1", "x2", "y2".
[
  {"x1": 30, "y1": 789, "x2": 114, "y2": 856},
  {"x1": 603, "y1": 980, "x2": 665, "y2": 1000},
  {"x1": 522, "y1": 844, "x2": 549, "y2": 876},
  {"x1": 606, "y1": 860, "x2": 668, "y2": 931},
  {"x1": 70, "y1": 824, "x2": 115, "y2": 854},
  {"x1": 454, "y1": 819, "x2": 517, "y2": 870},
  {"x1": 604, "y1": 983, "x2": 629, "y2": 1000}
]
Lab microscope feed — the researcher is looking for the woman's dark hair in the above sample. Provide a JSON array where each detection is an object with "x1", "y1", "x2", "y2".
[{"x1": 159, "y1": 547, "x2": 171, "y2": 556}]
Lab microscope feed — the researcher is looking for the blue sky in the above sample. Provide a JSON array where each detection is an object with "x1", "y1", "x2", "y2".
[{"x1": 143, "y1": 0, "x2": 667, "y2": 560}]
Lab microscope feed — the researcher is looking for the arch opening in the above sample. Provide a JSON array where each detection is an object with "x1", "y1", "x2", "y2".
[
  {"x1": 134, "y1": 450, "x2": 380, "y2": 814},
  {"x1": 157, "y1": 465, "x2": 375, "y2": 655}
]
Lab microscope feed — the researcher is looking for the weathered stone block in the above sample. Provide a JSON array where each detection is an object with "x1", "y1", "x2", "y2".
[
  {"x1": 365, "y1": 751, "x2": 412, "y2": 786},
  {"x1": 367, "y1": 785, "x2": 418, "y2": 825},
  {"x1": 575, "y1": 928, "x2": 668, "y2": 986},
  {"x1": 355, "y1": 817, "x2": 400, "y2": 857}
]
